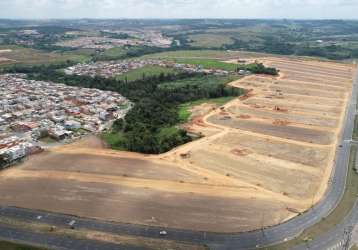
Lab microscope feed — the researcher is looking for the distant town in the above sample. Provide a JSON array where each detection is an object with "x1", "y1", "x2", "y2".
[
  {"x1": 0, "y1": 74, "x2": 131, "y2": 167},
  {"x1": 56, "y1": 30, "x2": 173, "y2": 49}
]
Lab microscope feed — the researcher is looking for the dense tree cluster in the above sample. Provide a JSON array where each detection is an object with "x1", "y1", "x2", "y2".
[
  {"x1": 237, "y1": 63, "x2": 279, "y2": 76},
  {"x1": 110, "y1": 99, "x2": 192, "y2": 153}
]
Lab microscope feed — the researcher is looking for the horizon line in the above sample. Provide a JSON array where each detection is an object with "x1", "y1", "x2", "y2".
[{"x1": 0, "y1": 18, "x2": 358, "y2": 21}]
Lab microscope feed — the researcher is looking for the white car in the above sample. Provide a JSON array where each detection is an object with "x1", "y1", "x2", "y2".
[{"x1": 159, "y1": 230, "x2": 167, "y2": 236}]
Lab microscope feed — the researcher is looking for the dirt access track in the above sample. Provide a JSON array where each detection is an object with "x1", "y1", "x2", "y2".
[{"x1": 0, "y1": 57, "x2": 355, "y2": 233}]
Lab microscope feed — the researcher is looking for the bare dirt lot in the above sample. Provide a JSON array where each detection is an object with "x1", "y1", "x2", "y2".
[
  {"x1": 0, "y1": 57, "x2": 14, "y2": 64},
  {"x1": 0, "y1": 57, "x2": 355, "y2": 233}
]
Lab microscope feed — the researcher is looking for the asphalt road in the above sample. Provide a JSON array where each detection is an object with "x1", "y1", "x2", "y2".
[{"x1": 0, "y1": 67, "x2": 357, "y2": 250}]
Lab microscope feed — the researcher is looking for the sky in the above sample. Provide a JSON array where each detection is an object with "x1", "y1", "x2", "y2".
[{"x1": 0, "y1": 0, "x2": 357, "y2": 19}]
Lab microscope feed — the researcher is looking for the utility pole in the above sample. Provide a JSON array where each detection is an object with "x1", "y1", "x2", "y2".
[
  {"x1": 261, "y1": 212, "x2": 266, "y2": 240},
  {"x1": 311, "y1": 193, "x2": 315, "y2": 209},
  {"x1": 343, "y1": 226, "x2": 353, "y2": 250}
]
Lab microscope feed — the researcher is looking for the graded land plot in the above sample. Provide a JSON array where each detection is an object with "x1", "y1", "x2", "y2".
[
  {"x1": 268, "y1": 84, "x2": 345, "y2": 99},
  {"x1": 207, "y1": 114, "x2": 335, "y2": 145},
  {"x1": 262, "y1": 91, "x2": 344, "y2": 107},
  {"x1": 0, "y1": 56, "x2": 354, "y2": 234},
  {"x1": 227, "y1": 105, "x2": 339, "y2": 128},
  {"x1": 0, "y1": 57, "x2": 14, "y2": 64},
  {"x1": 0, "y1": 171, "x2": 292, "y2": 232},
  {"x1": 213, "y1": 132, "x2": 332, "y2": 167},
  {"x1": 279, "y1": 71, "x2": 352, "y2": 86},
  {"x1": 188, "y1": 145, "x2": 322, "y2": 200},
  {"x1": 22, "y1": 151, "x2": 204, "y2": 184},
  {"x1": 243, "y1": 97, "x2": 342, "y2": 116},
  {"x1": 270, "y1": 78, "x2": 348, "y2": 92}
]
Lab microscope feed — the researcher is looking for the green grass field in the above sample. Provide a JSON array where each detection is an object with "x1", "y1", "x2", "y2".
[
  {"x1": 101, "y1": 132, "x2": 126, "y2": 150},
  {"x1": 159, "y1": 75, "x2": 240, "y2": 90},
  {"x1": 101, "y1": 47, "x2": 127, "y2": 60},
  {"x1": 143, "y1": 50, "x2": 270, "y2": 72},
  {"x1": 0, "y1": 45, "x2": 89, "y2": 67},
  {"x1": 115, "y1": 65, "x2": 177, "y2": 82},
  {"x1": 172, "y1": 58, "x2": 238, "y2": 71},
  {"x1": 0, "y1": 241, "x2": 45, "y2": 250},
  {"x1": 178, "y1": 96, "x2": 236, "y2": 122},
  {"x1": 263, "y1": 145, "x2": 358, "y2": 249},
  {"x1": 188, "y1": 34, "x2": 234, "y2": 48}
]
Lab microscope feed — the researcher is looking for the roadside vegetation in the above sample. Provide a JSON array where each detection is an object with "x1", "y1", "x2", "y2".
[
  {"x1": 0, "y1": 241, "x2": 45, "y2": 250},
  {"x1": 354, "y1": 115, "x2": 358, "y2": 141}
]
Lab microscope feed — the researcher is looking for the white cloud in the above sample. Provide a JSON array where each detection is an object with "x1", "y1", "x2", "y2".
[{"x1": 0, "y1": 0, "x2": 356, "y2": 19}]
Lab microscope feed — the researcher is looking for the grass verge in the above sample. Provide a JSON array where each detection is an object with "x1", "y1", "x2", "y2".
[
  {"x1": 354, "y1": 115, "x2": 358, "y2": 140},
  {"x1": 0, "y1": 240, "x2": 45, "y2": 250},
  {"x1": 262, "y1": 145, "x2": 358, "y2": 249}
]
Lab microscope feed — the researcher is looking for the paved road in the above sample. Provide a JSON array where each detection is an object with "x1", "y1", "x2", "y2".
[{"x1": 0, "y1": 67, "x2": 357, "y2": 250}]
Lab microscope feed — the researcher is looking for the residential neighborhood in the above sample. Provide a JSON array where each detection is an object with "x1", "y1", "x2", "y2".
[
  {"x1": 55, "y1": 36, "x2": 143, "y2": 50},
  {"x1": 0, "y1": 74, "x2": 131, "y2": 167},
  {"x1": 65, "y1": 59, "x2": 230, "y2": 79}
]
